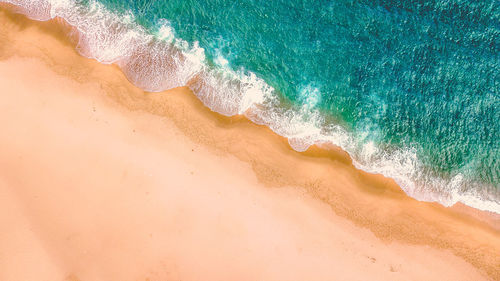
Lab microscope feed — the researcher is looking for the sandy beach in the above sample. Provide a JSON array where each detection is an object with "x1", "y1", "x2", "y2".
[{"x1": 0, "y1": 8, "x2": 499, "y2": 281}]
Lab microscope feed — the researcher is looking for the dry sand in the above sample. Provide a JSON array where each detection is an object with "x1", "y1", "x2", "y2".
[{"x1": 0, "y1": 8, "x2": 499, "y2": 281}]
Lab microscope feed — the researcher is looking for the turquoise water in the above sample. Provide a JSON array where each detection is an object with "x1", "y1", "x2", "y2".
[{"x1": 6, "y1": 0, "x2": 499, "y2": 212}]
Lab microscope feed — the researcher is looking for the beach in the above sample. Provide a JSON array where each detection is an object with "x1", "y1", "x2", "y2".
[{"x1": 0, "y1": 8, "x2": 499, "y2": 281}]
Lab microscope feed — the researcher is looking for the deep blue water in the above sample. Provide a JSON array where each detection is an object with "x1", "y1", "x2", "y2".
[{"x1": 7, "y1": 0, "x2": 499, "y2": 211}]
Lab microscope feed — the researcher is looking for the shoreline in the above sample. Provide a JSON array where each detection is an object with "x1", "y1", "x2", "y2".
[
  {"x1": 0, "y1": 7, "x2": 499, "y2": 280},
  {"x1": 5, "y1": 0, "x2": 499, "y2": 215},
  {"x1": 3, "y1": 1, "x2": 499, "y2": 214}
]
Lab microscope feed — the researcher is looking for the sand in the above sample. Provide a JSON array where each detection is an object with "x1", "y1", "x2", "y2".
[{"x1": 0, "y1": 8, "x2": 499, "y2": 281}]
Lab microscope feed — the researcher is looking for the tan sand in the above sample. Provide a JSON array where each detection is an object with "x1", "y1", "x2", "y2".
[{"x1": 0, "y1": 8, "x2": 499, "y2": 281}]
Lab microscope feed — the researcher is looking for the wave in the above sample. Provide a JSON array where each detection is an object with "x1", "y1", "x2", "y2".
[{"x1": 3, "y1": 0, "x2": 499, "y2": 214}]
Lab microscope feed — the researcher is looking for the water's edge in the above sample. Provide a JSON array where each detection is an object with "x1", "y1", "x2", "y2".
[{"x1": 3, "y1": 0, "x2": 499, "y2": 214}]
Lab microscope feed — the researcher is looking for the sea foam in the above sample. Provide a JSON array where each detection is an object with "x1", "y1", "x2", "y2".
[{"x1": 3, "y1": 0, "x2": 499, "y2": 214}]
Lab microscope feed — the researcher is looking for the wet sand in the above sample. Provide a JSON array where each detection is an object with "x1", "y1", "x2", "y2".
[{"x1": 0, "y1": 8, "x2": 499, "y2": 281}]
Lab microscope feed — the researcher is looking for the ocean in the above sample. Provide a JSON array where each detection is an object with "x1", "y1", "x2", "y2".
[{"x1": 4, "y1": 0, "x2": 499, "y2": 213}]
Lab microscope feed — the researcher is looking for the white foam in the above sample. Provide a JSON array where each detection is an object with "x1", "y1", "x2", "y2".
[
  {"x1": 299, "y1": 85, "x2": 321, "y2": 110},
  {"x1": 4, "y1": 0, "x2": 499, "y2": 214},
  {"x1": 3, "y1": 0, "x2": 53, "y2": 20}
]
